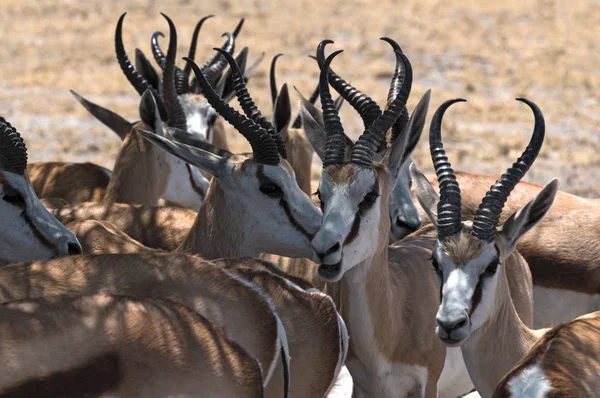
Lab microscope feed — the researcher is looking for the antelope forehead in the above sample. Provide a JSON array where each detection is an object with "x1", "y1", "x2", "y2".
[{"x1": 438, "y1": 237, "x2": 497, "y2": 271}]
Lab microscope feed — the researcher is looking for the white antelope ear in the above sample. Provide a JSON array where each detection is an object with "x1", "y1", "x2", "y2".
[
  {"x1": 138, "y1": 130, "x2": 230, "y2": 177},
  {"x1": 411, "y1": 163, "x2": 439, "y2": 227},
  {"x1": 500, "y1": 178, "x2": 558, "y2": 253}
]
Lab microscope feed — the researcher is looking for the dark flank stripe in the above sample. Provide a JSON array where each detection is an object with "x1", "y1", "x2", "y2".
[{"x1": 0, "y1": 352, "x2": 121, "y2": 398}]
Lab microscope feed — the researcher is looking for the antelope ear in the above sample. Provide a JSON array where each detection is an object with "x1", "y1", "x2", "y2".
[
  {"x1": 500, "y1": 179, "x2": 558, "y2": 253},
  {"x1": 139, "y1": 90, "x2": 166, "y2": 137},
  {"x1": 384, "y1": 90, "x2": 430, "y2": 187},
  {"x1": 70, "y1": 90, "x2": 133, "y2": 141},
  {"x1": 135, "y1": 48, "x2": 160, "y2": 92},
  {"x1": 411, "y1": 163, "x2": 439, "y2": 227},
  {"x1": 273, "y1": 83, "x2": 292, "y2": 136},
  {"x1": 296, "y1": 87, "x2": 353, "y2": 161},
  {"x1": 138, "y1": 129, "x2": 230, "y2": 177}
]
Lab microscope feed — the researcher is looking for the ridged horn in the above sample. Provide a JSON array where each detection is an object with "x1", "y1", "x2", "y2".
[
  {"x1": 114, "y1": 13, "x2": 167, "y2": 120},
  {"x1": 0, "y1": 117, "x2": 28, "y2": 175},
  {"x1": 381, "y1": 37, "x2": 410, "y2": 144},
  {"x1": 430, "y1": 98, "x2": 466, "y2": 240},
  {"x1": 270, "y1": 53, "x2": 284, "y2": 105},
  {"x1": 150, "y1": 31, "x2": 189, "y2": 95},
  {"x1": 184, "y1": 57, "x2": 280, "y2": 165},
  {"x1": 317, "y1": 40, "x2": 381, "y2": 129},
  {"x1": 472, "y1": 98, "x2": 545, "y2": 242},
  {"x1": 183, "y1": 15, "x2": 215, "y2": 78},
  {"x1": 351, "y1": 49, "x2": 413, "y2": 166},
  {"x1": 318, "y1": 47, "x2": 347, "y2": 167},
  {"x1": 215, "y1": 48, "x2": 286, "y2": 158},
  {"x1": 160, "y1": 13, "x2": 187, "y2": 132}
]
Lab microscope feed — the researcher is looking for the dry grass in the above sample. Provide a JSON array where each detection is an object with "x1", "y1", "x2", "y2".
[{"x1": 2, "y1": 0, "x2": 599, "y2": 195}]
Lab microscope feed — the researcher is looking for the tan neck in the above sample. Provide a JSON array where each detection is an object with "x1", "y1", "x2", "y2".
[
  {"x1": 284, "y1": 128, "x2": 313, "y2": 196},
  {"x1": 461, "y1": 256, "x2": 544, "y2": 396},
  {"x1": 179, "y1": 179, "x2": 259, "y2": 259},
  {"x1": 104, "y1": 128, "x2": 169, "y2": 206}
]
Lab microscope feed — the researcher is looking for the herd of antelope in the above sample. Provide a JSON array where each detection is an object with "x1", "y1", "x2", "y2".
[{"x1": 1, "y1": 10, "x2": 598, "y2": 398}]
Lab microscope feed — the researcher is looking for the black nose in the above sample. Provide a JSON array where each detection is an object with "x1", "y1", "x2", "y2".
[
  {"x1": 396, "y1": 217, "x2": 420, "y2": 232},
  {"x1": 437, "y1": 316, "x2": 468, "y2": 336},
  {"x1": 317, "y1": 242, "x2": 340, "y2": 260},
  {"x1": 67, "y1": 242, "x2": 82, "y2": 256}
]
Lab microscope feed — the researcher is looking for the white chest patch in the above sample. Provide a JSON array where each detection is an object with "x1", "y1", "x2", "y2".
[
  {"x1": 437, "y1": 347, "x2": 475, "y2": 398},
  {"x1": 533, "y1": 286, "x2": 600, "y2": 328},
  {"x1": 507, "y1": 364, "x2": 552, "y2": 397}
]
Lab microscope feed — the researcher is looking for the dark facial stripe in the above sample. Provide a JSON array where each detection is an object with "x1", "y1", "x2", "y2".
[
  {"x1": 469, "y1": 277, "x2": 484, "y2": 317},
  {"x1": 186, "y1": 164, "x2": 206, "y2": 198},
  {"x1": 0, "y1": 352, "x2": 121, "y2": 398},
  {"x1": 343, "y1": 213, "x2": 361, "y2": 245}
]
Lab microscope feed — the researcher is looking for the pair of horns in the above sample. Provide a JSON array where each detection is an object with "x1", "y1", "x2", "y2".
[
  {"x1": 151, "y1": 17, "x2": 244, "y2": 95},
  {"x1": 318, "y1": 39, "x2": 413, "y2": 167},
  {"x1": 115, "y1": 13, "x2": 186, "y2": 132},
  {"x1": 431, "y1": 98, "x2": 545, "y2": 241},
  {"x1": 184, "y1": 50, "x2": 285, "y2": 165},
  {"x1": 317, "y1": 39, "x2": 410, "y2": 150}
]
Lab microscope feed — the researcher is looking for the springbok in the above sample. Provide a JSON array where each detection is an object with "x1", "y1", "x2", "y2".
[
  {"x1": 0, "y1": 252, "x2": 290, "y2": 397},
  {"x1": 306, "y1": 43, "x2": 450, "y2": 397},
  {"x1": 0, "y1": 116, "x2": 82, "y2": 266},
  {"x1": 411, "y1": 97, "x2": 564, "y2": 396},
  {"x1": 0, "y1": 293, "x2": 264, "y2": 397}
]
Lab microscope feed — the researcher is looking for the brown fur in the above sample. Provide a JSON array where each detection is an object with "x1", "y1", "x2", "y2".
[
  {"x1": 283, "y1": 127, "x2": 314, "y2": 195},
  {"x1": 423, "y1": 171, "x2": 600, "y2": 295},
  {"x1": 0, "y1": 252, "x2": 282, "y2": 392},
  {"x1": 442, "y1": 232, "x2": 488, "y2": 266},
  {"x1": 494, "y1": 313, "x2": 600, "y2": 397},
  {"x1": 28, "y1": 161, "x2": 109, "y2": 203},
  {"x1": 0, "y1": 294, "x2": 263, "y2": 397}
]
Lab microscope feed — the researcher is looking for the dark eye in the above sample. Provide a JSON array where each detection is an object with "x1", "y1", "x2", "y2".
[
  {"x1": 260, "y1": 183, "x2": 283, "y2": 198},
  {"x1": 3, "y1": 188, "x2": 24, "y2": 207},
  {"x1": 208, "y1": 114, "x2": 218, "y2": 126},
  {"x1": 485, "y1": 259, "x2": 499, "y2": 275},
  {"x1": 431, "y1": 257, "x2": 442, "y2": 275},
  {"x1": 359, "y1": 191, "x2": 379, "y2": 211}
]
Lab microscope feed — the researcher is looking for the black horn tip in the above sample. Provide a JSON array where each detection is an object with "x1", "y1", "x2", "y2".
[
  {"x1": 152, "y1": 31, "x2": 165, "y2": 39},
  {"x1": 233, "y1": 17, "x2": 245, "y2": 37},
  {"x1": 380, "y1": 37, "x2": 403, "y2": 53}
]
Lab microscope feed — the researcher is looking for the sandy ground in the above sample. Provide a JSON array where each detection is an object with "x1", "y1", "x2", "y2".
[{"x1": 1, "y1": 0, "x2": 599, "y2": 195}]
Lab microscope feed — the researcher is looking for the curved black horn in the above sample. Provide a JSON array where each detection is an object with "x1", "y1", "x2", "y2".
[
  {"x1": 472, "y1": 98, "x2": 546, "y2": 242},
  {"x1": 318, "y1": 47, "x2": 347, "y2": 167},
  {"x1": 317, "y1": 40, "x2": 382, "y2": 129},
  {"x1": 200, "y1": 32, "x2": 235, "y2": 88},
  {"x1": 115, "y1": 13, "x2": 167, "y2": 120},
  {"x1": 0, "y1": 117, "x2": 27, "y2": 175},
  {"x1": 160, "y1": 13, "x2": 187, "y2": 132},
  {"x1": 183, "y1": 15, "x2": 215, "y2": 78},
  {"x1": 184, "y1": 57, "x2": 280, "y2": 165},
  {"x1": 215, "y1": 48, "x2": 286, "y2": 158},
  {"x1": 351, "y1": 50, "x2": 413, "y2": 166},
  {"x1": 430, "y1": 98, "x2": 466, "y2": 240},
  {"x1": 270, "y1": 53, "x2": 284, "y2": 106},
  {"x1": 150, "y1": 31, "x2": 189, "y2": 95},
  {"x1": 381, "y1": 37, "x2": 410, "y2": 144}
]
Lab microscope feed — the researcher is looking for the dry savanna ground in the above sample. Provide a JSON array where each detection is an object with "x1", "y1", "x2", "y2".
[{"x1": 1, "y1": 0, "x2": 599, "y2": 195}]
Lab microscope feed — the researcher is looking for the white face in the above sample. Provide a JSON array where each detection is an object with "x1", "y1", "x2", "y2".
[
  {"x1": 388, "y1": 159, "x2": 422, "y2": 241},
  {"x1": 179, "y1": 95, "x2": 218, "y2": 143},
  {"x1": 432, "y1": 231, "x2": 501, "y2": 346},
  {"x1": 219, "y1": 156, "x2": 323, "y2": 259},
  {"x1": 0, "y1": 171, "x2": 81, "y2": 263},
  {"x1": 311, "y1": 164, "x2": 383, "y2": 282}
]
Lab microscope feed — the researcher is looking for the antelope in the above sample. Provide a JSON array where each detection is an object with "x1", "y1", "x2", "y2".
[
  {"x1": 306, "y1": 43, "x2": 449, "y2": 397},
  {"x1": 410, "y1": 97, "x2": 565, "y2": 396},
  {"x1": 307, "y1": 43, "x2": 536, "y2": 398},
  {"x1": 0, "y1": 252, "x2": 290, "y2": 397},
  {"x1": 0, "y1": 293, "x2": 265, "y2": 397},
  {"x1": 0, "y1": 116, "x2": 82, "y2": 266}
]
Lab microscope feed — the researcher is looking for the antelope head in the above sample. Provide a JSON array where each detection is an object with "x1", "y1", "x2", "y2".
[
  {"x1": 302, "y1": 39, "x2": 422, "y2": 241},
  {"x1": 140, "y1": 53, "x2": 323, "y2": 259},
  {"x1": 0, "y1": 118, "x2": 82, "y2": 263},
  {"x1": 412, "y1": 98, "x2": 558, "y2": 346},
  {"x1": 307, "y1": 41, "x2": 430, "y2": 281}
]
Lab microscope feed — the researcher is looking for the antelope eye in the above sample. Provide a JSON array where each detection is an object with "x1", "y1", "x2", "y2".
[
  {"x1": 359, "y1": 191, "x2": 379, "y2": 211},
  {"x1": 259, "y1": 183, "x2": 283, "y2": 198},
  {"x1": 485, "y1": 259, "x2": 499, "y2": 275},
  {"x1": 208, "y1": 114, "x2": 218, "y2": 125},
  {"x1": 3, "y1": 187, "x2": 24, "y2": 207},
  {"x1": 431, "y1": 257, "x2": 442, "y2": 274}
]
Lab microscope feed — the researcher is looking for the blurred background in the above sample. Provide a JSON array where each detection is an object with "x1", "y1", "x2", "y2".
[{"x1": 1, "y1": 0, "x2": 599, "y2": 194}]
